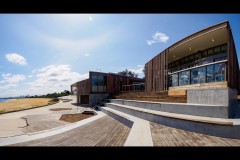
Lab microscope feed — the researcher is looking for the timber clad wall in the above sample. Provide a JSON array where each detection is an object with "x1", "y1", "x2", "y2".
[
  {"x1": 74, "y1": 71, "x2": 144, "y2": 96},
  {"x1": 227, "y1": 25, "x2": 240, "y2": 91},
  {"x1": 77, "y1": 79, "x2": 90, "y2": 95},
  {"x1": 106, "y1": 74, "x2": 144, "y2": 94},
  {"x1": 145, "y1": 51, "x2": 167, "y2": 92}
]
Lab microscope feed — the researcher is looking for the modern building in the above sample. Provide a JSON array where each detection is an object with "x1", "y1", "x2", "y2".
[
  {"x1": 144, "y1": 21, "x2": 240, "y2": 118},
  {"x1": 71, "y1": 21, "x2": 239, "y2": 118},
  {"x1": 71, "y1": 71, "x2": 144, "y2": 106},
  {"x1": 145, "y1": 21, "x2": 240, "y2": 94}
]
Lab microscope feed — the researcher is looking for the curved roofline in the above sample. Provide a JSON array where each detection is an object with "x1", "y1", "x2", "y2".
[
  {"x1": 167, "y1": 20, "x2": 229, "y2": 52},
  {"x1": 145, "y1": 21, "x2": 230, "y2": 64}
]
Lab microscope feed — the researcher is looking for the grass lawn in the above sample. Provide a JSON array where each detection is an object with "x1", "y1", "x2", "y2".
[{"x1": 0, "y1": 98, "x2": 58, "y2": 113}]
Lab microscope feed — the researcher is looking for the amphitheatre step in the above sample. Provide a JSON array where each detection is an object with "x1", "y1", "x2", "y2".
[
  {"x1": 100, "y1": 107, "x2": 153, "y2": 146},
  {"x1": 113, "y1": 98, "x2": 186, "y2": 103},
  {"x1": 104, "y1": 103, "x2": 240, "y2": 139},
  {"x1": 113, "y1": 91, "x2": 186, "y2": 103},
  {"x1": 109, "y1": 99, "x2": 228, "y2": 118}
]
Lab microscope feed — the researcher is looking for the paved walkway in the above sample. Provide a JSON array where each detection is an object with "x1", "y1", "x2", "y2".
[
  {"x1": 150, "y1": 121, "x2": 240, "y2": 146},
  {"x1": 1, "y1": 96, "x2": 240, "y2": 146},
  {"x1": 0, "y1": 96, "x2": 83, "y2": 137},
  {"x1": 9, "y1": 116, "x2": 131, "y2": 146}
]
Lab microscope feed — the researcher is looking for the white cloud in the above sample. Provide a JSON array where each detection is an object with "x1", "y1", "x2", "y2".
[
  {"x1": 129, "y1": 65, "x2": 144, "y2": 74},
  {"x1": 7, "y1": 90, "x2": 17, "y2": 93},
  {"x1": 146, "y1": 32, "x2": 169, "y2": 45},
  {"x1": 89, "y1": 16, "x2": 93, "y2": 21},
  {"x1": 84, "y1": 53, "x2": 90, "y2": 56},
  {"x1": 0, "y1": 74, "x2": 26, "y2": 84},
  {"x1": 28, "y1": 75, "x2": 33, "y2": 78},
  {"x1": 28, "y1": 64, "x2": 88, "y2": 95},
  {"x1": 146, "y1": 40, "x2": 156, "y2": 45},
  {"x1": 0, "y1": 83, "x2": 17, "y2": 90},
  {"x1": 5, "y1": 53, "x2": 27, "y2": 65}
]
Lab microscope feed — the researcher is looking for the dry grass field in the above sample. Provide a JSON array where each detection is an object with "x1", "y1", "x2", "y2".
[{"x1": 0, "y1": 98, "x2": 56, "y2": 113}]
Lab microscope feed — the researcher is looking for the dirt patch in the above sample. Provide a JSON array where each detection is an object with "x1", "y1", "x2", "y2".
[
  {"x1": 50, "y1": 108, "x2": 72, "y2": 111},
  {"x1": 59, "y1": 113, "x2": 94, "y2": 123}
]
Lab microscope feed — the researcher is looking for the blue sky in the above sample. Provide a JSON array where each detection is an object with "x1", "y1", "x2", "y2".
[{"x1": 0, "y1": 14, "x2": 239, "y2": 97}]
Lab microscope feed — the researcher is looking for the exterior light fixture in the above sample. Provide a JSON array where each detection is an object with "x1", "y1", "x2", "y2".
[
  {"x1": 189, "y1": 47, "x2": 192, "y2": 51},
  {"x1": 212, "y1": 39, "x2": 215, "y2": 42},
  {"x1": 173, "y1": 55, "x2": 176, "y2": 58}
]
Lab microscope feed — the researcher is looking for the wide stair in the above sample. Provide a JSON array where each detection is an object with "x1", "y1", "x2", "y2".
[
  {"x1": 112, "y1": 91, "x2": 187, "y2": 103},
  {"x1": 100, "y1": 98, "x2": 240, "y2": 139}
]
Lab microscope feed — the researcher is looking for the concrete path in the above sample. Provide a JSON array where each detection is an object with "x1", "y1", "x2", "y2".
[
  {"x1": 0, "y1": 119, "x2": 27, "y2": 138},
  {"x1": 0, "y1": 110, "x2": 105, "y2": 146},
  {"x1": 0, "y1": 96, "x2": 83, "y2": 137}
]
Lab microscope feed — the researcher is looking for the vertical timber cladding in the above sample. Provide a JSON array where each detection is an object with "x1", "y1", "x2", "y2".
[
  {"x1": 77, "y1": 79, "x2": 90, "y2": 95},
  {"x1": 145, "y1": 51, "x2": 167, "y2": 92},
  {"x1": 227, "y1": 23, "x2": 240, "y2": 91}
]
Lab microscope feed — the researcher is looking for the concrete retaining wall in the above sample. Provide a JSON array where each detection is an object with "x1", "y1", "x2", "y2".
[
  {"x1": 110, "y1": 99, "x2": 228, "y2": 118},
  {"x1": 106, "y1": 103, "x2": 240, "y2": 139},
  {"x1": 89, "y1": 94, "x2": 109, "y2": 106},
  {"x1": 187, "y1": 88, "x2": 239, "y2": 118}
]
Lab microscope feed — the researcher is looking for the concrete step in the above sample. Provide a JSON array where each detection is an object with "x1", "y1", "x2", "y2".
[
  {"x1": 113, "y1": 95, "x2": 187, "y2": 103},
  {"x1": 113, "y1": 98, "x2": 186, "y2": 103},
  {"x1": 105, "y1": 102, "x2": 240, "y2": 139},
  {"x1": 109, "y1": 99, "x2": 228, "y2": 118},
  {"x1": 118, "y1": 91, "x2": 168, "y2": 96},
  {"x1": 100, "y1": 107, "x2": 153, "y2": 146}
]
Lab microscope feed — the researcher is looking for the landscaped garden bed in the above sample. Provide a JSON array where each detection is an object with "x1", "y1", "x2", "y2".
[{"x1": 59, "y1": 112, "x2": 94, "y2": 123}]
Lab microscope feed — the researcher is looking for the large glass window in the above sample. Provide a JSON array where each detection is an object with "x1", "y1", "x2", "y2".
[
  {"x1": 171, "y1": 74, "x2": 178, "y2": 87},
  {"x1": 168, "y1": 44, "x2": 227, "y2": 80},
  {"x1": 179, "y1": 71, "x2": 190, "y2": 86},
  {"x1": 91, "y1": 74, "x2": 107, "y2": 92},
  {"x1": 202, "y1": 51, "x2": 207, "y2": 58},
  {"x1": 189, "y1": 55, "x2": 194, "y2": 63},
  {"x1": 214, "y1": 57, "x2": 226, "y2": 62},
  {"x1": 215, "y1": 63, "x2": 225, "y2": 82},
  {"x1": 207, "y1": 63, "x2": 225, "y2": 82},
  {"x1": 221, "y1": 44, "x2": 227, "y2": 53},
  {"x1": 208, "y1": 48, "x2": 213, "y2": 56},
  {"x1": 214, "y1": 46, "x2": 220, "y2": 54},
  {"x1": 191, "y1": 67, "x2": 205, "y2": 84},
  {"x1": 195, "y1": 53, "x2": 200, "y2": 61}
]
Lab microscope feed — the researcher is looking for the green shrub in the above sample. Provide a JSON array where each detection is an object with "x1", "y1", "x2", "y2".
[{"x1": 49, "y1": 98, "x2": 59, "y2": 103}]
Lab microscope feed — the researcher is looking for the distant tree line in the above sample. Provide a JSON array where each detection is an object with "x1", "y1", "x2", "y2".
[
  {"x1": 25, "y1": 90, "x2": 70, "y2": 98},
  {"x1": 117, "y1": 69, "x2": 138, "y2": 78}
]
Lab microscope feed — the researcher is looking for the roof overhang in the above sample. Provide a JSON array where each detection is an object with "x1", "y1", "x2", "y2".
[{"x1": 168, "y1": 21, "x2": 228, "y2": 64}]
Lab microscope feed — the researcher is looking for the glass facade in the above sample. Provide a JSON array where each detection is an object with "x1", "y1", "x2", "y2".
[
  {"x1": 179, "y1": 71, "x2": 190, "y2": 86},
  {"x1": 91, "y1": 73, "x2": 107, "y2": 92},
  {"x1": 207, "y1": 63, "x2": 225, "y2": 83},
  {"x1": 191, "y1": 67, "x2": 205, "y2": 84},
  {"x1": 168, "y1": 43, "x2": 227, "y2": 73},
  {"x1": 170, "y1": 74, "x2": 178, "y2": 87},
  {"x1": 169, "y1": 62, "x2": 225, "y2": 87},
  {"x1": 168, "y1": 43, "x2": 227, "y2": 87}
]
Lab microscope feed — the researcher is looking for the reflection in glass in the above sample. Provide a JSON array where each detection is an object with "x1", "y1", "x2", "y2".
[
  {"x1": 91, "y1": 74, "x2": 98, "y2": 86},
  {"x1": 207, "y1": 63, "x2": 225, "y2": 82},
  {"x1": 179, "y1": 71, "x2": 190, "y2": 86},
  {"x1": 171, "y1": 74, "x2": 178, "y2": 87},
  {"x1": 191, "y1": 67, "x2": 205, "y2": 84},
  {"x1": 91, "y1": 74, "x2": 107, "y2": 92}
]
